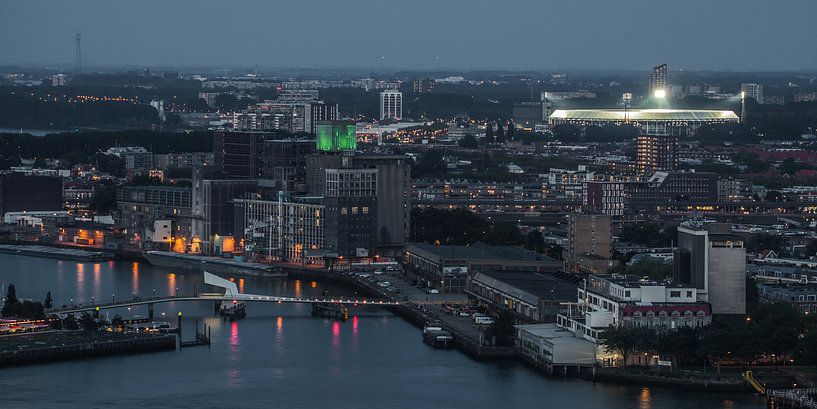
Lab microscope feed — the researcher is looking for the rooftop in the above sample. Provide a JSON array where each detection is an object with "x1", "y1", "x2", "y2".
[
  {"x1": 472, "y1": 270, "x2": 578, "y2": 304},
  {"x1": 550, "y1": 109, "x2": 739, "y2": 122},
  {"x1": 408, "y1": 242, "x2": 561, "y2": 264}
]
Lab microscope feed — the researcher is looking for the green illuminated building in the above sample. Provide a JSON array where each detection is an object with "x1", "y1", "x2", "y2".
[{"x1": 316, "y1": 121, "x2": 357, "y2": 152}]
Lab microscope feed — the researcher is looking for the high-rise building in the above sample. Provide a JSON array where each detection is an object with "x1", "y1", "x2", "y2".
[
  {"x1": 674, "y1": 223, "x2": 746, "y2": 315},
  {"x1": 213, "y1": 132, "x2": 267, "y2": 178},
  {"x1": 191, "y1": 172, "x2": 258, "y2": 254},
  {"x1": 636, "y1": 134, "x2": 678, "y2": 173},
  {"x1": 564, "y1": 213, "x2": 616, "y2": 274},
  {"x1": 306, "y1": 151, "x2": 410, "y2": 254},
  {"x1": 380, "y1": 90, "x2": 402, "y2": 120},
  {"x1": 323, "y1": 168, "x2": 378, "y2": 257},
  {"x1": 740, "y1": 83, "x2": 765, "y2": 104},
  {"x1": 262, "y1": 139, "x2": 315, "y2": 193},
  {"x1": 650, "y1": 64, "x2": 668, "y2": 97},
  {"x1": 315, "y1": 121, "x2": 357, "y2": 152}
]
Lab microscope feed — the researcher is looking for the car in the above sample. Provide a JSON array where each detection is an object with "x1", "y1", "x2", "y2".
[
  {"x1": 385, "y1": 266, "x2": 397, "y2": 272},
  {"x1": 374, "y1": 270, "x2": 384, "y2": 275},
  {"x1": 426, "y1": 288, "x2": 440, "y2": 294}
]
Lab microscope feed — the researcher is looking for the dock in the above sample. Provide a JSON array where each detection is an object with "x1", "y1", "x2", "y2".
[
  {"x1": 311, "y1": 303, "x2": 349, "y2": 321},
  {"x1": 179, "y1": 321, "x2": 211, "y2": 348},
  {"x1": 0, "y1": 244, "x2": 112, "y2": 262}
]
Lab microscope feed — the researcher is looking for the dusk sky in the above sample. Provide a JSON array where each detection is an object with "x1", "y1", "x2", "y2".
[{"x1": 2, "y1": 0, "x2": 816, "y2": 71}]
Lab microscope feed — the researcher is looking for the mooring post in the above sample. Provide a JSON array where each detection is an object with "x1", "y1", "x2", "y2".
[{"x1": 148, "y1": 303, "x2": 154, "y2": 321}]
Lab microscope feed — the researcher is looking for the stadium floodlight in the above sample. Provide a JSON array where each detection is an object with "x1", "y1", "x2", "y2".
[{"x1": 654, "y1": 89, "x2": 666, "y2": 99}]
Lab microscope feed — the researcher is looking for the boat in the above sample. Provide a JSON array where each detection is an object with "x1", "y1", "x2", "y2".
[
  {"x1": 422, "y1": 321, "x2": 454, "y2": 349},
  {"x1": 218, "y1": 300, "x2": 246, "y2": 321}
]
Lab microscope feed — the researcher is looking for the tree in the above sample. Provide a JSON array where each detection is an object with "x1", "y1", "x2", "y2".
[
  {"x1": 620, "y1": 259, "x2": 673, "y2": 280},
  {"x1": 484, "y1": 311, "x2": 517, "y2": 346},
  {"x1": 44, "y1": 291, "x2": 53, "y2": 309},
  {"x1": 5, "y1": 284, "x2": 17, "y2": 305},
  {"x1": 63, "y1": 315, "x2": 79, "y2": 331},
  {"x1": 79, "y1": 312, "x2": 99, "y2": 332},
  {"x1": 485, "y1": 123, "x2": 494, "y2": 143},
  {"x1": 495, "y1": 122, "x2": 506, "y2": 144},
  {"x1": 458, "y1": 134, "x2": 478, "y2": 148},
  {"x1": 597, "y1": 325, "x2": 653, "y2": 366},
  {"x1": 525, "y1": 230, "x2": 545, "y2": 252},
  {"x1": 89, "y1": 186, "x2": 118, "y2": 214},
  {"x1": 747, "y1": 233, "x2": 784, "y2": 253},
  {"x1": 506, "y1": 120, "x2": 516, "y2": 141}
]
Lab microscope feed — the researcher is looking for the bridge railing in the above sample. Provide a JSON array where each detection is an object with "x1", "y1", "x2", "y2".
[{"x1": 49, "y1": 293, "x2": 184, "y2": 313}]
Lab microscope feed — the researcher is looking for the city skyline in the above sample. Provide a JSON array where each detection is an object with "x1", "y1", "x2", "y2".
[{"x1": 2, "y1": 0, "x2": 817, "y2": 71}]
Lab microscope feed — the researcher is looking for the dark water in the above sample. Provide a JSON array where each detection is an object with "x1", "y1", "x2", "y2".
[{"x1": 0, "y1": 254, "x2": 763, "y2": 409}]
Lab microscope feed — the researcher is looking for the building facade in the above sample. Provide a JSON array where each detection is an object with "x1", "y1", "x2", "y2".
[{"x1": 380, "y1": 90, "x2": 403, "y2": 120}]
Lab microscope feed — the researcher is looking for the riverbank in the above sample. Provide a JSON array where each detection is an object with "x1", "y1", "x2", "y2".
[
  {"x1": 587, "y1": 366, "x2": 800, "y2": 393},
  {"x1": 0, "y1": 244, "x2": 112, "y2": 262},
  {"x1": 0, "y1": 330, "x2": 176, "y2": 367}
]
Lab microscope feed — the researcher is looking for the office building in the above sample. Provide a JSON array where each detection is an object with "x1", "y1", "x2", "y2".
[
  {"x1": 233, "y1": 196, "x2": 324, "y2": 262},
  {"x1": 650, "y1": 64, "x2": 668, "y2": 96},
  {"x1": 0, "y1": 173, "x2": 63, "y2": 216},
  {"x1": 116, "y1": 185, "x2": 193, "y2": 241},
  {"x1": 582, "y1": 182, "x2": 626, "y2": 216},
  {"x1": 191, "y1": 172, "x2": 258, "y2": 253},
  {"x1": 717, "y1": 178, "x2": 752, "y2": 202},
  {"x1": 213, "y1": 131, "x2": 267, "y2": 178},
  {"x1": 674, "y1": 222, "x2": 746, "y2": 315},
  {"x1": 323, "y1": 168, "x2": 378, "y2": 257},
  {"x1": 51, "y1": 74, "x2": 66, "y2": 86},
  {"x1": 263, "y1": 139, "x2": 315, "y2": 193},
  {"x1": 636, "y1": 134, "x2": 678, "y2": 174},
  {"x1": 154, "y1": 152, "x2": 214, "y2": 169},
  {"x1": 380, "y1": 90, "x2": 402, "y2": 120},
  {"x1": 627, "y1": 171, "x2": 718, "y2": 210},
  {"x1": 740, "y1": 83, "x2": 765, "y2": 104},
  {"x1": 564, "y1": 213, "x2": 617, "y2": 274}
]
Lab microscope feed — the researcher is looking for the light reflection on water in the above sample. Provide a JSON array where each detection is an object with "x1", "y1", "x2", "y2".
[{"x1": 0, "y1": 254, "x2": 765, "y2": 409}]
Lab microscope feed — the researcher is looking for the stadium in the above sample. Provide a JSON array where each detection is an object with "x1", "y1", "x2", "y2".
[{"x1": 548, "y1": 109, "x2": 740, "y2": 135}]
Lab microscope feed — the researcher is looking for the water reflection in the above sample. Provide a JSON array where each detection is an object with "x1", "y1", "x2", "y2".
[
  {"x1": 168, "y1": 273, "x2": 176, "y2": 295},
  {"x1": 294, "y1": 280, "x2": 302, "y2": 298},
  {"x1": 93, "y1": 263, "x2": 101, "y2": 294},
  {"x1": 639, "y1": 387, "x2": 652, "y2": 409},
  {"x1": 131, "y1": 262, "x2": 139, "y2": 293},
  {"x1": 238, "y1": 278, "x2": 245, "y2": 293}
]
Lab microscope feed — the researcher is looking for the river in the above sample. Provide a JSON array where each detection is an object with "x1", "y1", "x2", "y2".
[{"x1": 0, "y1": 254, "x2": 763, "y2": 409}]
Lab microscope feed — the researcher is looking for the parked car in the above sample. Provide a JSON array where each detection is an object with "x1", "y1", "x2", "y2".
[{"x1": 426, "y1": 288, "x2": 440, "y2": 294}]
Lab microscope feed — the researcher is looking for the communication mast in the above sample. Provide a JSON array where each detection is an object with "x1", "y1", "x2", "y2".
[{"x1": 74, "y1": 30, "x2": 83, "y2": 75}]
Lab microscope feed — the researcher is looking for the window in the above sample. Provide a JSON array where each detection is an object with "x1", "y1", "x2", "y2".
[
  {"x1": 696, "y1": 310, "x2": 705, "y2": 317},
  {"x1": 671, "y1": 311, "x2": 680, "y2": 317},
  {"x1": 658, "y1": 311, "x2": 667, "y2": 318},
  {"x1": 670, "y1": 291, "x2": 681, "y2": 298},
  {"x1": 646, "y1": 311, "x2": 655, "y2": 318},
  {"x1": 686, "y1": 291, "x2": 693, "y2": 297},
  {"x1": 351, "y1": 207, "x2": 358, "y2": 215},
  {"x1": 624, "y1": 290, "x2": 631, "y2": 297},
  {"x1": 362, "y1": 206, "x2": 369, "y2": 214},
  {"x1": 633, "y1": 311, "x2": 642, "y2": 318},
  {"x1": 684, "y1": 311, "x2": 693, "y2": 317},
  {"x1": 341, "y1": 207, "x2": 348, "y2": 215}
]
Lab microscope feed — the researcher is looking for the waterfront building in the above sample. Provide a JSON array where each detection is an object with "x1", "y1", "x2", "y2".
[
  {"x1": 674, "y1": 222, "x2": 746, "y2": 315},
  {"x1": 466, "y1": 270, "x2": 578, "y2": 322},
  {"x1": 404, "y1": 242, "x2": 561, "y2": 293},
  {"x1": 0, "y1": 173, "x2": 63, "y2": 217},
  {"x1": 557, "y1": 274, "x2": 712, "y2": 343},
  {"x1": 233, "y1": 196, "x2": 324, "y2": 262},
  {"x1": 116, "y1": 185, "x2": 193, "y2": 243},
  {"x1": 516, "y1": 323, "x2": 597, "y2": 373},
  {"x1": 191, "y1": 172, "x2": 258, "y2": 254}
]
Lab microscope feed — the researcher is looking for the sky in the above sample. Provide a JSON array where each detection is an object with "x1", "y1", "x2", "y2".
[{"x1": 2, "y1": 0, "x2": 816, "y2": 71}]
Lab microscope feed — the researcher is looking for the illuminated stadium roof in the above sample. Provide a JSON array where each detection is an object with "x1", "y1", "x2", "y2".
[{"x1": 549, "y1": 109, "x2": 739, "y2": 122}]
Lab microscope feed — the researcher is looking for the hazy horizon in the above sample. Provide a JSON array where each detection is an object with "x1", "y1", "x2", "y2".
[{"x1": 2, "y1": 0, "x2": 817, "y2": 71}]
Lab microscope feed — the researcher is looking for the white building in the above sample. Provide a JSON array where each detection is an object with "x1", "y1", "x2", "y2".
[
  {"x1": 380, "y1": 90, "x2": 402, "y2": 121},
  {"x1": 740, "y1": 83, "x2": 765, "y2": 104},
  {"x1": 235, "y1": 197, "x2": 325, "y2": 263}
]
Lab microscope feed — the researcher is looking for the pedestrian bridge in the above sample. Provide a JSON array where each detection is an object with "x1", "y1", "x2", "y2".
[{"x1": 49, "y1": 272, "x2": 402, "y2": 315}]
